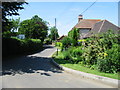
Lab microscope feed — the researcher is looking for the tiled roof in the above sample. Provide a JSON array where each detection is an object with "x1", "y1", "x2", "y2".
[
  {"x1": 83, "y1": 20, "x2": 120, "y2": 38},
  {"x1": 73, "y1": 19, "x2": 101, "y2": 29},
  {"x1": 57, "y1": 35, "x2": 66, "y2": 41}
]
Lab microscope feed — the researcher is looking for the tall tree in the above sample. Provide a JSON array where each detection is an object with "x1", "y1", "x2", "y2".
[
  {"x1": 19, "y1": 15, "x2": 48, "y2": 42},
  {"x1": 2, "y1": 1, "x2": 28, "y2": 32},
  {"x1": 10, "y1": 17, "x2": 20, "y2": 32},
  {"x1": 68, "y1": 28, "x2": 79, "y2": 46},
  {"x1": 49, "y1": 26, "x2": 59, "y2": 41}
]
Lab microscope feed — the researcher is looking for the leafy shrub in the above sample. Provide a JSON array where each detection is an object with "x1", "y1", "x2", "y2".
[
  {"x1": 97, "y1": 44, "x2": 120, "y2": 73},
  {"x1": 62, "y1": 47, "x2": 83, "y2": 64},
  {"x1": 2, "y1": 31, "x2": 19, "y2": 38},
  {"x1": 61, "y1": 36, "x2": 72, "y2": 51},
  {"x1": 82, "y1": 30, "x2": 120, "y2": 73},
  {"x1": 3, "y1": 37, "x2": 22, "y2": 56},
  {"x1": 68, "y1": 28, "x2": 79, "y2": 46},
  {"x1": 70, "y1": 47, "x2": 83, "y2": 63},
  {"x1": 55, "y1": 42, "x2": 62, "y2": 47},
  {"x1": 44, "y1": 38, "x2": 52, "y2": 45},
  {"x1": 2, "y1": 38, "x2": 43, "y2": 57},
  {"x1": 62, "y1": 51, "x2": 71, "y2": 60}
]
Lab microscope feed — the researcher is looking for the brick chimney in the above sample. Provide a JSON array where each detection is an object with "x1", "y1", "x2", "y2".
[{"x1": 78, "y1": 14, "x2": 83, "y2": 22}]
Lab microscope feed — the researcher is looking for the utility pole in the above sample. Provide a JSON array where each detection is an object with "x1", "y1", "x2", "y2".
[
  {"x1": 55, "y1": 18, "x2": 56, "y2": 41},
  {"x1": 55, "y1": 18, "x2": 58, "y2": 56}
]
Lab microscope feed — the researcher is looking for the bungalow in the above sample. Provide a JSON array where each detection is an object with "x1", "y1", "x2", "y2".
[{"x1": 71, "y1": 15, "x2": 120, "y2": 39}]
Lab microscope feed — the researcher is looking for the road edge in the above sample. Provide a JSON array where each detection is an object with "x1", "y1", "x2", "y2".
[{"x1": 51, "y1": 58, "x2": 119, "y2": 88}]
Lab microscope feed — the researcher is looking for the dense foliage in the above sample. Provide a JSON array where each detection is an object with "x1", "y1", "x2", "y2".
[
  {"x1": 2, "y1": 31, "x2": 19, "y2": 38},
  {"x1": 48, "y1": 26, "x2": 59, "y2": 41},
  {"x1": 55, "y1": 42, "x2": 62, "y2": 47},
  {"x1": 82, "y1": 30, "x2": 120, "y2": 73},
  {"x1": 43, "y1": 38, "x2": 52, "y2": 45},
  {"x1": 68, "y1": 28, "x2": 79, "y2": 46},
  {"x1": 19, "y1": 15, "x2": 48, "y2": 42},
  {"x1": 2, "y1": 2, "x2": 28, "y2": 32},
  {"x1": 62, "y1": 47, "x2": 83, "y2": 63},
  {"x1": 61, "y1": 36, "x2": 72, "y2": 51},
  {"x1": 3, "y1": 37, "x2": 42, "y2": 57},
  {"x1": 58, "y1": 30, "x2": 120, "y2": 74}
]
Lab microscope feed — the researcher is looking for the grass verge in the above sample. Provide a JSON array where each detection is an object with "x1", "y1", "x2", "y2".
[{"x1": 52, "y1": 51, "x2": 120, "y2": 80}]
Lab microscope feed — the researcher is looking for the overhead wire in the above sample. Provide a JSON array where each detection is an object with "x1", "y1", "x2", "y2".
[{"x1": 63, "y1": 0, "x2": 98, "y2": 26}]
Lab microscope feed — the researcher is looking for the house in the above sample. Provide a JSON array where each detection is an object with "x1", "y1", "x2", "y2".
[
  {"x1": 71, "y1": 15, "x2": 120, "y2": 39},
  {"x1": 57, "y1": 35, "x2": 66, "y2": 42}
]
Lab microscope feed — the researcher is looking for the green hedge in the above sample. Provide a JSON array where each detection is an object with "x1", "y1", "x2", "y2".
[{"x1": 2, "y1": 37, "x2": 43, "y2": 57}]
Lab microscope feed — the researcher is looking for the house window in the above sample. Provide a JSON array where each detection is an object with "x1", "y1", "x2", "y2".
[{"x1": 79, "y1": 28, "x2": 91, "y2": 39}]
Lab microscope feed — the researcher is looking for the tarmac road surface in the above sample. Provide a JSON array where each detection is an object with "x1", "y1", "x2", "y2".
[{"x1": 2, "y1": 45, "x2": 115, "y2": 88}]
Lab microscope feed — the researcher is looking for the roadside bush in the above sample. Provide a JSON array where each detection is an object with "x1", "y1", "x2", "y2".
[
  {"x1": 68, "y1": 28, "x2": 79, "y2": 46},
  {"x1": 70, "y1": 47, "x2": 83, "y2": 63},
  {"x1": 2, "y1": 31, "x2": 19, "y2": 38},
  {"x1": 61, "y1": 36, "x2": 72, "y2": 51},
  {"x1": 82, "y1": 30, "x2": 120, "y2": 73},
  {"x1": 97, "y1": 44, "x2": 120, "y2": 73},
  {"x1": 55, "y1": 42, "x2": 62, "y2": 47},
  {"x1": 2, "y1": 37, "x2": 21, "y2": 56},
  {"x1": 62, "y1": 51, "x2": 71, "y2": 60},
  {"x1": 44, "y1": 38, "x2": 52, "y2": 45},
  {"x1": 62, "y1": 47, "x2": 83, "y2": 64},
  {"x1": 2, "y1": 38, "x2": 43, "y2": 57},
  {"x1": 78, "y1": 39, "x2": 86, "y2": 46}
]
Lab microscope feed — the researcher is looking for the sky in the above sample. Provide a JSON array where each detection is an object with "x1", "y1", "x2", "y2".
[{"x1": 12, "y1": 2, "x2": 118, "y2": 36}]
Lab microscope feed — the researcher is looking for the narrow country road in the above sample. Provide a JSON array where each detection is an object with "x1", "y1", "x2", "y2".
[{"x1": 2, "y1": 45, "x2": 115, "y2": 88}]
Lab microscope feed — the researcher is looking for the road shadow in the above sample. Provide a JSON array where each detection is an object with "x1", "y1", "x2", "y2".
[
  {"x1": 2, "y1": 45, "x2": 54, "y2": 60},
  {"x1": 2, "y1": 56, "x2": 62, "y2": 76},
  {"x1": 43, "y1": 45, "x2": 55, "y2": 49}
]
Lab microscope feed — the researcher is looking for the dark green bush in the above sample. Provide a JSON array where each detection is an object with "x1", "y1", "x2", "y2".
[
  {"x1": 82, "y1": 30, "x2": 120, "y2": 73},
  {"x1": 61, "y1": 36, "x2": 72, "y2": 51},
  {"x1": 68, "y1": 28, "x2": 79, "y2": 46},
  {"x1": 71, "y1": 47, "x2": 83, "y2": 63},
  {"x1": 2, "y1": 38, "x2": 43, "y2": 57},
  {"x1": 62, "y1": 51, "x2": 71, "y2": 60},
  {"x1": 2, "y1": 31, "x2": 19, "y2": 38},
  {"x1": 97, "y1": 44, "x2": 120, "y2": 73},
  {"x1": 62, "y1": 47, "x2": 83, "y2": 64}
]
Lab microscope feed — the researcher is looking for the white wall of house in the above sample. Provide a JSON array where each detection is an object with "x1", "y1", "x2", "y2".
[{"x1": 79, "y1": 29, "x2": 90, "y2": 39}]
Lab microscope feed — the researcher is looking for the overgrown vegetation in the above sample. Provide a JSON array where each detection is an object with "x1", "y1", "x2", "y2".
[
  {"x1": 48, "y1": 26, "x2": 59, "y2": 42},
  {"x1": 3, "y1": 37, "x2": 43, "y2": 57},
  {"x1": 2, "y1": 2, "x2": 51, "y2": 58},
  {"x1": 61, "y1": 36, "x2": 72, "y2": 51},
  {"x1": 52, "y1": 52, "x2": 119, "y2": 80},
  {"x1": 68, "y1": 28, "x2": 79, "y2": 46},
  {"x1": 82, "y1": 30, "x2": 120, "y2": 73},
  {"x1": 2, "y1": 2, "x2": 28, "y2": 32},
  {"x1": 54, "y1": 30, "x2": 120, "y2": 76}
]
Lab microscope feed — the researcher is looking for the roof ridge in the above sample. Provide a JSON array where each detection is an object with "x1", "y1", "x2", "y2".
[
  {"x1": 98, "y1": 20, "x2": 105, "y2": 33},
  {"x1": 104, "y1": 19, "x2": 120, "y2": 28},
  {"x1": 83, "y1": 19, "x2": 101, "y2": 20}
]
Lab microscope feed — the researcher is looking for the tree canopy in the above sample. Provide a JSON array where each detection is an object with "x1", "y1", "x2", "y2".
[
  {"x1": 49, "y1": 26, "x2": 59, "y2": 41},
  {"x1": 19, "y1": 15, "x2": 48, "y2": 42},
  {"x1": 2, "y1": 2, "x2": 28, "y2": 32},
  {"x1": 68, "y1": 28, "x2": 79, "y2": 46}
]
